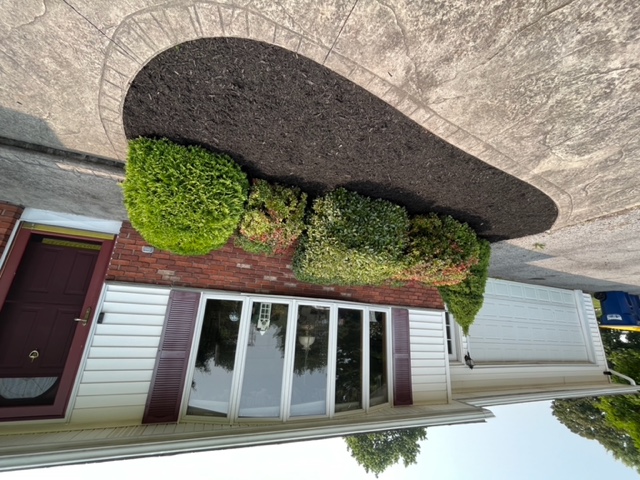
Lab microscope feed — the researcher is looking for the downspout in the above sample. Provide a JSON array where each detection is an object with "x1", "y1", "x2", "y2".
[{"x1": 606, "y1": 369, "x2": 637, "y2": 385}]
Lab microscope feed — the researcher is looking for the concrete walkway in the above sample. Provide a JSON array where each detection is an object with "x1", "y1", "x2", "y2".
[{"x1": 1, "y1": 1, "x2": 639, "y2": 292}]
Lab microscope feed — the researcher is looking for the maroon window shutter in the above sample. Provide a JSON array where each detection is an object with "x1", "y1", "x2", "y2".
[
  {"x1": 143, "y1": 290, "x2": 200, "y2": 424},
  {"x1": 392, "y1": 308, "x2": 413, "y2": 406}
]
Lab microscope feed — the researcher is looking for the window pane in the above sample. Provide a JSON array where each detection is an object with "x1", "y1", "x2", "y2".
[
  {"x1": 369, "y1": 311, "x2": 388, "y2": 406},
  {"x1": 238, "y1": 302, "x2": 289, "y2": 418},
  {"x1": 445, "y1": 312, "x2": 453, "y2": 355},
  {"x1": 290, "y1": 305, "x2": 330, "y2": 417},
  {"x1": 187, "y1": 299, "x2": 242, "y2": 417},
  {"x1": 335, "y1": 308, "x2": 363, "y2": 412}
]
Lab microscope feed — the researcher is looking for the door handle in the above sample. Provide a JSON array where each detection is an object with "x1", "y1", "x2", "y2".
[{"x1": 74, "y1": 306, "x2": 92, "y2": 327}]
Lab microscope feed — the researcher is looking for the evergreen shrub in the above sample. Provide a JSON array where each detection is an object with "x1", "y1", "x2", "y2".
[
  {"x1": 293, "y1": 189, "x2": 409, "y2": 285},
  {"x1": 396, "y1": 214, "x2": 483, "y2": 286},
  {"x1": 123, "y1": 138, "x2": 248, "y2": 256},
  {"x1": 438, "y1": 239, "x2": 491, "y2": 335},
  {"x1": 236, "y1": 179, "x2": 307, "y2": 255}
]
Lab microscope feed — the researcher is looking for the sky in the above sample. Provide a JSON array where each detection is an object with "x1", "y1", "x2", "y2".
[{"x1": 1, "y1": 401, "x2": 637, "y2": 480}]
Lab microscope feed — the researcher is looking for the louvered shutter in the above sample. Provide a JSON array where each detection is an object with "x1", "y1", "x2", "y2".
[
  {"x1": 143, "y1": 290, "x2": 201, "y2": 424},
  {"x1": 392, "y1": 307, "x2": 413, "y2": 406}
]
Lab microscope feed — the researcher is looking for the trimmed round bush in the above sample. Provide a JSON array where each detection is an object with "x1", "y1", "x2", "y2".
[
  {"x1": 439, "y1": 239, "x2": 491, "y2": 335},
  {"x1": 123, "y1": 138, "x2": 248, "y2": 256},
  {"x1": 236, "y1": 179, "x2": 308, "y2": 255},
  {"x1": 396, "y1": 214, "x2": 483, "y2": 286},
  {"x1": 293, "y1": 189, "x2": 409, "y2": 285}
]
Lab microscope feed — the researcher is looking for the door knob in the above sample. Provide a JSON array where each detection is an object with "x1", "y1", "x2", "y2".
[
  {"x1": 29, "y1": 349, "x2": 40, "y2": 362},
  {"x1": 74, "y1": 306, "x2": 92, "y2": 327}
]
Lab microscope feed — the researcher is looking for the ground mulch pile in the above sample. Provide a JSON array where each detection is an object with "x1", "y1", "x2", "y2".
[{"x1": 123, "y1": 38, "x2": 557, "y2": 242}]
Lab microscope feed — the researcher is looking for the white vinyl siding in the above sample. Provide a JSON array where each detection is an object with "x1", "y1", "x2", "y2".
[
  {"x1": 467, "y1": 279, "x2": 589, "y2": 363},
  {"x1": 582, "y1": 292, "x2": 608, "y2": 369},
  {"x1": 450, "y1": 363, "x2": 609, "y2": 397},
  {"x1": 69, "y1": 284, "x2": 170, "y2": 425},
  {"x1": 408, "y1": 310, "x2": 449, "y2": 404}
]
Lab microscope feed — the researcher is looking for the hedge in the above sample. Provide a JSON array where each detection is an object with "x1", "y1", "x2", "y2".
[
  {"x1": 293, "y1": 189, "x2": 409, "y2": 285},
  {"x1": 438, "y1": 239, "x2": 491, "y2": 335},
  {"x1": 236, "y1": 179, "x2": 307, "y2": 255},
  {"x1": 396, "y1": 214, "x2": 483, "y2": 286},
  {"x1": 123, "y1": 138, "x2": 248, "y2": 256}
]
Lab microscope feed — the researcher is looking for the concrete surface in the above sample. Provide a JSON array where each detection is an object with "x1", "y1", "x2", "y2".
[
  {"x1": 0, "y1": 0, "x2": 639, "y2": 292},
  {"x1": 0, "y1": 144, "x2": 126, "y2": 220},
  {"x1": 490, "y1": 207, "x2": 640, "y2": 295}
]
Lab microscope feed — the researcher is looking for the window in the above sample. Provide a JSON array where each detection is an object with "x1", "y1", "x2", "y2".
[
  {"x1": 445, "y1": 312, "x2": 459, "y2": 361},
  {"x1": 187, "y1": 299, "x2": 242, "y2": 417},
  {"x1": 185, "y1": 295, "x2": 391, "y2": 421},
  {"x1": 237, "y1": 301, "x2": 289, "y2": 418},
  {"x1": 290, "y1": 305, "x2": 330, "y2": 417}
]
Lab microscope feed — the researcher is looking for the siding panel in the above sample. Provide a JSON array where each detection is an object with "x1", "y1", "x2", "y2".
[
  {"x1": 74, "y1": 394, "x2": 149, "y2": 409},
  {"x1": 100, "y1": 313, "x2": 166, "y2": 326},
  {"x1": 95, "y1": 324, "x2": 163, "y2": 337},
  {"x1": 78, "y1": 382, "x2": 151, "y2": 396},
  {"x1": 88, "y1": 347, "x2": 158, "y2": 359},
  {"x1": 408, "y1": 310, "x2": 448, "y2": 404},
  {"x1": 70, "y1": 284, "x2": 171, "y2": 426},
  {"x1": 81, "y1": 370, "x2": 153, "y2": 383},
  {"x1": 91, "y1": 335, "x2": 161, "y2": 348},
  {"x1": 583, "y1": 293, "x2": 608, "y2": 369}
]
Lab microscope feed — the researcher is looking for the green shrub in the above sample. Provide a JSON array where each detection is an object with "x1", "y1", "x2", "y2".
[
  {"x1": 123, "y1": 138, "x2": 248, "y2": 256},
  {"x1": 236, "y1": 179, "x2": 307, "y2": 255},
  {"x1": 438, "y1": 239, "x2": 491, "y2": 335},
  {"x1": 396, "y1": 214, "x2": 483, "y2": 286},
  {"x1": 293, "y1": 189, "x2": 409, "y2": 285}
]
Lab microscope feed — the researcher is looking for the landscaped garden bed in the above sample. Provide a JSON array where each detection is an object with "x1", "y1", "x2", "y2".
[
  {"x1": 123, "y1": 37, "x2": 557, "y2": 243},
  {"x1": 121, "y1": 37, "x2": 559, "y2": 331}
]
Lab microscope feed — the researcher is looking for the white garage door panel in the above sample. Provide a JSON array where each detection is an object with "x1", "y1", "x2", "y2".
[{"x1": 469, "y1": 280, "x2": 589, "y2": 363}]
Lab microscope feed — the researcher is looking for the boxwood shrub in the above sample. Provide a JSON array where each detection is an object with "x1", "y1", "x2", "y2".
[
  {"x1": 123, "y1": 138, "x2": 248, "y2": 256},
  {"x1": 396, "y1": 214, "x2": 483, "y2": 286},
  {"x1": 236, "y1": 179, "x2": 307, "y2": 255},
  {"x1": 438, "y1": 239, "x2": 491, "y2": 335},
  {"x1": 293, "y1": 189, "x2": 409, "y2": 285}
]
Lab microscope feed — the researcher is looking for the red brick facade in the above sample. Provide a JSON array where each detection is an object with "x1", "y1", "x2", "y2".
[
  {"x1": 106, "y1": 222, "x2": 444, "y2": 310},
  {"x1": 0, "y1": 203, "x2": 23, "y2": 258}
]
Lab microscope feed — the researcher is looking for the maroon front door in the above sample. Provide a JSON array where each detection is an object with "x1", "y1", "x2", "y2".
[
  {"x1": 0, "y1": 226, "x2": 115, "y2": 421},
  {"x1": 0, "y1": 235, "x2": 99, "y2": 407}
]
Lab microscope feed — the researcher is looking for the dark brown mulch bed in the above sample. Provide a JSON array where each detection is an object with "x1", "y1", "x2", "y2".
[{"x1": 123, "y1": 38, "x2": 557, "y2": 242}]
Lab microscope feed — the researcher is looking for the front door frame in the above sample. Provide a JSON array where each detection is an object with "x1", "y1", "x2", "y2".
[{"x1": 0, "y1": 224, "x2": 115, "y2": 421}]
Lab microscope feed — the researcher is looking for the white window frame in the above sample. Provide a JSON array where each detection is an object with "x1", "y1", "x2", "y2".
[
  {"x1": 445, "y1": 311, "x2": 461, "y2": 362},
  {"x1": 181, "y1": 292, "x2": 393, "y2": 423}
]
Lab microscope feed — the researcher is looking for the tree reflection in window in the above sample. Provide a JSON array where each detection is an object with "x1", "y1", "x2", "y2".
[
  {"x1": 238, "y1": 302, "x2": 289, "y2": 418},
  {"x1": 290, "y1": 305, "x2": 330, "y2": 416},
  {"x1": 187, "y1": 299, "x2": 242, "y2": 417},
  {"x1": 335, "y1": 308, "x2": 363, "y2": 412}
]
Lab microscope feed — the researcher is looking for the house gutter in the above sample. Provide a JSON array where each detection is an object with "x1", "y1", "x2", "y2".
[
  {"x1": 0, "y1": 408, "x2": 493, "y2": 472},
  {"x1": 464, "y1": 385, "x2": 640, "y2": 407}
]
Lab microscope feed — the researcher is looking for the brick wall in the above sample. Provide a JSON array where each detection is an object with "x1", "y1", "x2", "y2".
[
  {"x1": 106, "y1": 223, "x2": 444, "y2": 310},
  {"x1": 0, "y1": 202, "x2": 23, "y2": 258}
]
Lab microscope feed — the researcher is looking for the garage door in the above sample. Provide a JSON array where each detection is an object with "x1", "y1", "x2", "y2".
[{"x1": 468, "y1": 279, "x2": 590, "y2": 363}]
